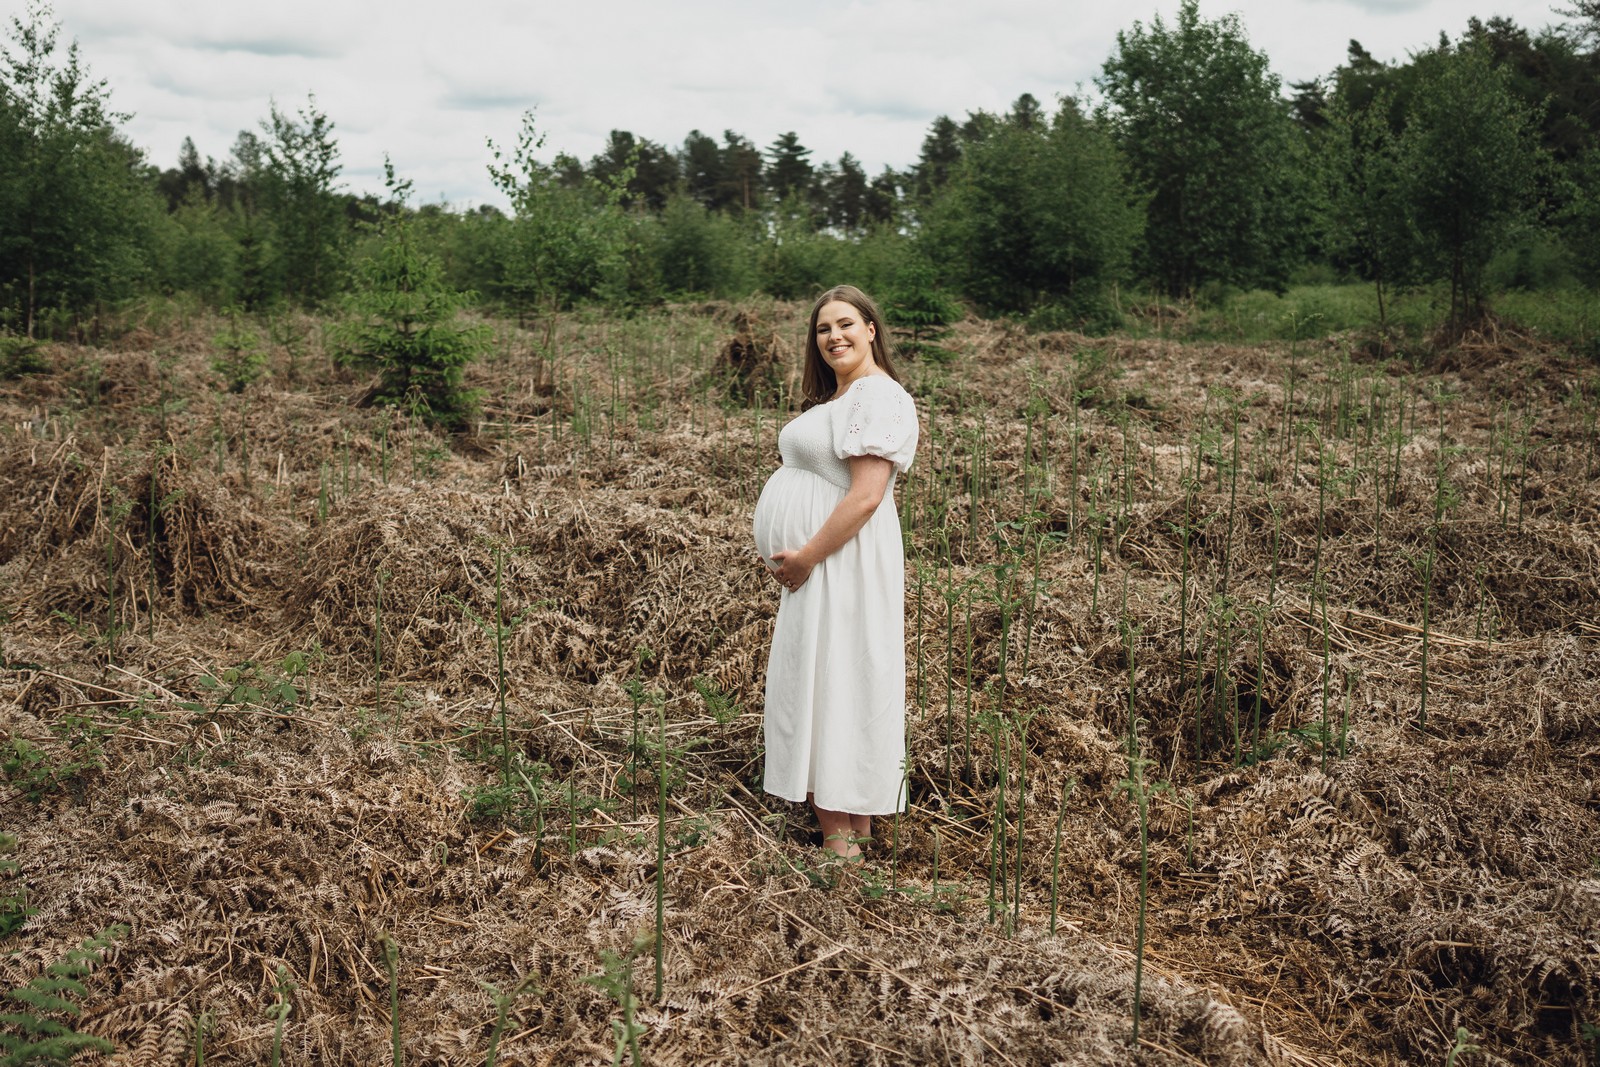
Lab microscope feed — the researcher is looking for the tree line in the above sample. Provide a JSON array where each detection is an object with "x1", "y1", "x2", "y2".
[{"x1": 3, "y1": 0, "x2": 1599, "y2": 342}]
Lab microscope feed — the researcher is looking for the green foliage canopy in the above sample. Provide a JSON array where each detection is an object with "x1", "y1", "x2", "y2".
[
  {"x1": 1098, "y1": 0, "x2": 1309, "y2": 297},
  {"x1": 920, "y1": 101, "x2": 1142, "y2": 323},
  {"x1": 1321, "y1": 86, "x2": 1418, "y2": 329},
  {"x1": 486, "y1": 112, "x2": 631, "y2": 317},
  {"x1": 1398, "y1": 42, "x2": 1543, "y2": 334},
  {"x1": 258, "y1": 95, "x2": 346, "y2": 308},
  {"x1": 0, "y1": 2, "x2": 157, "y2": 334}
]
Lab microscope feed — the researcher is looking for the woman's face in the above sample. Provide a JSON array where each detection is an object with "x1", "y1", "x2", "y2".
[{"x1": 815, "y1": 300, "x2": 877, "y2": 385}]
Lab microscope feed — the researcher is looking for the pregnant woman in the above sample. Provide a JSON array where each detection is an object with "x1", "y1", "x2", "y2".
[{"x1": 752, "y1": 285, "x2": 919, "y2": 859}]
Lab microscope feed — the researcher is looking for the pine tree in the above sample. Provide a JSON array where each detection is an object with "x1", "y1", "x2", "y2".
[
  {"x1": 887, "y1": 259, "x2": 962, "y2": 362},
  {"x1": 764, "y1": 132, "x2": 814, "y2": 203},
  {"x1": 332, "y1": 161, "x2": 490, "y2": 429},
  {"x1": 827, "y1": 153, "x2": 869, "y2": 231},
  {"x1": 718, "y1": 131, "x2": 764, "y2": 213},
  {"x1": 913, "y1": 116, "x2": 963, "y2": 201},
  {"x1": 680, "y1": 129, "x2": 723, "y2": 209}
]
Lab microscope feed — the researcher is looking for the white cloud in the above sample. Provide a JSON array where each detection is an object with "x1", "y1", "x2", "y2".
[
  {"x1": 1296, "y1": 0, "x2": 1434, "y2": 11},
  {"x1": 18, "y1": 0, "x2": 1565, "y2": 207}
]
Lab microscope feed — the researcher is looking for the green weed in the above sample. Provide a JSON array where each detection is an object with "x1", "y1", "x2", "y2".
[
  {"x1": 1, "y1": 737, "x2": 101, "y2": 804},
  {"x1": 586, "y1": 934, "x2": 651, "y2": 1067},
  {"x1": 266, "y1": 965, "x2": 293, "y2": 1067},
  {"x1": 189, "y1": 649, "x2": 320, "y2": 713},
  {"x1": 0, "y1": 925, "x2": 127, "y2": 1065},
  {"x1": 0, "y1": 834, "x2": 33, "y2": 938},
  {"x1": 0, "y1": 335, "x2": 48, "y2": 379},
  {"x1": 482, "y1": 975, "x2": 539, "y2": 1067}
]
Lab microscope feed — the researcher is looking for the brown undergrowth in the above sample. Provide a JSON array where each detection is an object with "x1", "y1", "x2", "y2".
[{"x1": 0, "y1": 303, "x2": 1597, "y2": 1065}]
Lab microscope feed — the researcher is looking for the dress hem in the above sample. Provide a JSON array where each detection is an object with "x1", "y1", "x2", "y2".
[{"x1": 763, "y1": 786, "x2": 905, "y2": 817}]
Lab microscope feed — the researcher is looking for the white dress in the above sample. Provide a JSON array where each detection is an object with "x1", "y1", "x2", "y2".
[{"x1": 752, "y1": 375, "x2": 919, "y2": 814}]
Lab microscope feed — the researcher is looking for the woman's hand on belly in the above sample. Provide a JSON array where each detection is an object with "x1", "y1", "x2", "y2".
[{"x1": 769, "y1": 549, "x2": 813, "y2": 593}]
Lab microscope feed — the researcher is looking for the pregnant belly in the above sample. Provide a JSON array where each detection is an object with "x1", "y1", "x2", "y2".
[{"x1": 753, "y1": 467, "x2": 840, "y2": 565}]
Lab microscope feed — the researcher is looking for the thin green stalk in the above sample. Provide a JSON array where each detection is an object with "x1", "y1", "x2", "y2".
[
  {"x1": 104, "y1": 489, "x2": 130, "y2": 664},
  {"x1": 1418, "y1": 530, "x2": 1434, "y2": 731},
  {"x1": 1182, "y1": 791, "x2": 1195, "y2": 868},
  {"x1": 146, "y1": 453, "x2": 160, "y2": 643},
  {"x1": 1268, "y1": 499, "x2": 1282, "y2": 607},
  {"x1": 493, "y1": 548, "x2": 511, "y2": 788},
  {"x1": 942, "y1": 560, "x2": 957, "y2": 794},
  {"x1": 1177, "y1": 481, "x2": 1193, "y2": 677},
  {"x1": 374, "y1": 570, "x2": 385, "y2": 726},
  {"x1": 654, "y1": 690, "x2": 667, "y2": 1002},
  {"x1": 1124, "y1": 622, "x2": 1141, "y2": 760},
  {"x1": 1022, "y1": 396, "x2": 1034, "y2": 505},
  {"x1": 1516, "y1": 426, "x2": 1531, "y2": 533},
  {"x1": 267, "y1": 966, "x2": 293, "y2": 1067},
  {"x1": 987, "y1": 707, "x2": 1006, "y2": 927},
  {"x1": 1251, "y1": 607, "x2": 1267, "y2": 759},
  {"x1": 1121, "y1": 750, "x2": 1156, "y2": 1047},
  {"x1": 1215, "y1": 601, "x2": 1238, "y2": 762},
  {"x1": 915, "y1": 561, "x2": 927, "y2": 719},
  {"x1": 379, "y1": 415, "x2": 391, "y2": 484},
  {"x1": 1048, "y1": 777, "x2": 1075, "y2": 935},
  {"x1": 1069, "y1": 405, "x2": 1081, "y2": 545},
  {"x1": 1012, "y1": 708, "x2": 1029, "y2": 931},
  {"x1": 962, "y1": 591, "x2": 975, "y2": 783},
  {"x1": 892, "y1": 755, "x2": 909, "y2": 890},
  {"x1": 1192, "y1": 607, "x2": 1208, "y2": 760},
  {"x1": 193, "y1": 1012, "x2": 212, "y2": 1067},
  {"x1": 1222, "y1": 395, "x2": 1240, "y2": 597},
  {"x1": 382, "y1": 934, "x2": 402, "y2": 1067},
  {"x1": 1319, "y1": 588, "x2": 1331, "y2": 772},
  {"x1": 1312, "y1": 433, "x2": 1328, "y2": 589},
  {"x1": 567, "y1": 779, "x2": 578, "y2": 854},
  {"x1": 1089, "y1": 516, "x2": 1102, "y2": 616},
  {"x1": 1020, "y1": 523, "x2": 1044, "y2": 683},
  {"x1": 626, "y1": 682, "x2": 643, "y2": 820},
  {"x1": 1373, "y1": 430, "x2": 1387, "y2": 567}
]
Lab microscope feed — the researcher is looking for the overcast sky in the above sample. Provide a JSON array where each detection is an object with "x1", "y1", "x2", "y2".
[{"x1": 13, "y1": 0, "x2": 1577, "y2": 209}]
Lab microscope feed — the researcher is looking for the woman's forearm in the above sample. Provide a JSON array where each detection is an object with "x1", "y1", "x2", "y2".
[{"x1": 795, "y1": 457, "x2": 893, "y2": 567}]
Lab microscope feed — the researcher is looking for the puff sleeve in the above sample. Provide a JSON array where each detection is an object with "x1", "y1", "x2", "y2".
[{"x1": 830, "y1": 376, "x2": 918, "y2": 474}]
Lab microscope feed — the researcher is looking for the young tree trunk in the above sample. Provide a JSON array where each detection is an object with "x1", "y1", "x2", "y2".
[{"x1": 1447, "y1": 250, "x2": 1465, "y2": 344}]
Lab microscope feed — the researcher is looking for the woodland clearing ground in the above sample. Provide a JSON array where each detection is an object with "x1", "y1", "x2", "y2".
[{"x1": 0, "y1": 301, "x2": 1597, "y2": 1065}]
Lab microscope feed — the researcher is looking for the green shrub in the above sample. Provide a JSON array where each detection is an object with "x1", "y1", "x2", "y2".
[
  {"x1": 886, "y1": 258, "x2": 962, "y2": 359},
  {"x1": 331, "y1": 163, "x2": 492, "y2": 429},
  {"x1": 0, "y1": 336, "x2": 47, "y2": 379},
  {"x1": 210, "y1": 308, "x2": 267, "y2": 392},
  {"x1": 651, "y1": 196, "x2": 757, "y2": 298},
  {"x1": 758, "y1": 204, "x2": 846, "y2": 299}
]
